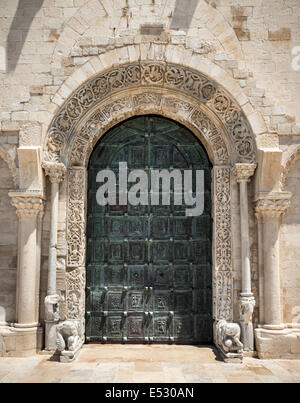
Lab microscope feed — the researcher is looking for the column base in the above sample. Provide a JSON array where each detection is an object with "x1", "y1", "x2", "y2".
[
  {"x1": 0, "y1": 325, "x2": 43, "y2": 357},
  {"x1": 255, "y1": 326, "x2": 300, "y2": 359}
]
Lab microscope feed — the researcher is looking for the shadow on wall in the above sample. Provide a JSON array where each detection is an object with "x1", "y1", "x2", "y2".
[
  {"x1": 6, "y1": 0, "x2": 44, "y2": 73},
  {"x1": 170, "y1": 0, "x2": 199, "y2": 30}
]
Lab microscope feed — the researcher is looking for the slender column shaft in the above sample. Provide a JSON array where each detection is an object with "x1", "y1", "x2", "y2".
[
  {"x1": 239, "y1": 180, "x2": 252, "y2": 295},
  {"x1": 255, "y1": 193, "x2": 291, "y2": 329},
  {"x1": 48, "y1": 182, "x2": 59, "y2": 296},
  {"x1": 43, "y1": 162, "x2": 66, "y2": 351},
  {"x1": 233, "y1": 164, "x2": 256, "y2": 352},
  {"x1": 263, "y1": 215, "x2": 282, "y2": 326}
]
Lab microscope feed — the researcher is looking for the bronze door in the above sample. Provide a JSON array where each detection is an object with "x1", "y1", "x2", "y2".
[{"x1": 86, "y1": 116, "x2": 212, "y2": 343}]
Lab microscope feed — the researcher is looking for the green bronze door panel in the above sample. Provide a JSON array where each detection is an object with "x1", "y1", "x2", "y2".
[{"x1": 86, "y1": 116, "x2": 212, "y2": 344}]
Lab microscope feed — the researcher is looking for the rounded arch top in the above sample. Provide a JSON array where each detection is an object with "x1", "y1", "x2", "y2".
[{"x1": 44, "y1": 61, "x2": 258, "y2": 168}]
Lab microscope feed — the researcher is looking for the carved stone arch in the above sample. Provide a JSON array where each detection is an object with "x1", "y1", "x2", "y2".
[
  {"x1": 0, "y1": 146, "x2": 17, "y2": 188},
  {"x1": 67, "y1": 88, "x2": 232, "y2": 168},
  {"x1": 43, "y1": 62, "x2": 257, "y2": 167},
  {"x1": 281, "y1": 146, "x2": 300, "y2": 190},
  {"x1": 43, "y1": 62, "x2": 258, "y2": 361}
]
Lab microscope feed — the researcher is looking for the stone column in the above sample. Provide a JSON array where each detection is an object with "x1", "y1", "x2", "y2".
[
  {"x1": 9, "y1": 193, "x2": 44, "y2": 328},
  {"x1": 43, "y1": 162, "x2": 66, "y2": 351},
  {"x1": 232, "y1": 163, "x2": 256, "y2": 351},
  {"x1": 255, "y1": 193, "x2": 292, "y2": 329}
]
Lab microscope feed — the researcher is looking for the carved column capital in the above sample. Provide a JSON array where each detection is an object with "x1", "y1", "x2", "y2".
[
  {"x1": 43, "y1": 162, "x2": 66, "y2": 184},
  {"x1": 9, "y1": 192, "x2": 45, "y2": 218},
  {"x1": 255, "y1": 192, "x2": 292, "y2": 219},
  {"x1": 232, "y1": 163, "x2": 257, "y2": 183}
]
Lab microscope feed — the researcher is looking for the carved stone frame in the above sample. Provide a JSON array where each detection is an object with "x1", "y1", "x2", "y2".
[{"x1": 44, "y1": 62, "x2": 257, "y2": 357}]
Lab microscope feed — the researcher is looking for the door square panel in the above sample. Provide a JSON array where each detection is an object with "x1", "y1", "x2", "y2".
[
  {"x1": 151, "y1": 241, "x2": 172, "y2": 263},
  {"x1": 153, "y1": 265, "x2": 171, "y2": 287},
  {"x1": 128, "y1": 241, "x2": 147, "y2": 264},
  {"x1": 105, "y1": 217, "x2": 126, "y2": 238},
  {"x1": 173, "y1": 218, "x2": 191, "y2": 239},
  {"x1": 151, "y1": 217, "x2": 171, "y2": 240},
  {"x1": 173, "y1": 241, "x2": 190, "y2": 262},
  {"x1": 154, "y1": 316, "x2": 170, "y2": 339},
  {"x1": 174, "y1": 265, "x2": 192, "y2": 288},
  {"x1": 154, "y1": 291, "x2": 171, "y2": 312},
  {"x1": 128, "y1": 291, "x2": 145, "y2": 311},
  {"x1": 174, "y1": 316, "x2": 193, "y2": 339},
  {"x1": 174, "y1": 291, "x2": 192, "y2": 312},
  {"x1": 128, "y1": 217, "x2": 148, "y2": 239},
  {"x1": 107, "y1": 242, "x2": 125, "y2": 264},
  {"x1": 107, "y1": 315, "x2": 123, "y2": 338},
  {"x1": 107, "y1": 292, "x2": 124, "y2": 311},
  {"x1": 127, "y1": 316, "x2": 144, "y2": 339},
  {"x1": 128, "y1": 266, "x2": 147, "y2": 287},
  {"x1": 104, "y1": 265, "x2": 124, "y2": 287}
]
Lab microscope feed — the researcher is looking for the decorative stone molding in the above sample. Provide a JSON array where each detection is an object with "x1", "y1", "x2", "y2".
[
  {"x1": 43, "y1": 162, "x2": 66, "y2": 184},
  {"x1": 9, "y1": 193, "x2": 44, "y2": 218},
  {"x1": 44, "y1": 62, "x2": 257, "y2": 166},
  {"x1": 69, "y1": 90, "x2": 230, "y2": 167},
  {"x1": 255, "y1": 192, "x2": 292, "y2": 218},
  {"x1": 232, "y1": 163, "x2": 257, "y2": 183},
  {"x1": 67, "y1": 169, "x2": 87, "y2": 269},
  {"x1": 213, "y1": 167, "x2": 233, "y2": 322}
]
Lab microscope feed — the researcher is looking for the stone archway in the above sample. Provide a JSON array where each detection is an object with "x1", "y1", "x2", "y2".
[{"x1": 43, "y1": 62, "x2": 258, "y2": 362}]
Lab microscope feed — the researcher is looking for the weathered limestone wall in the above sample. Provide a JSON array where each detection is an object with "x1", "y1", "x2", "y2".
[
  {"x1": 0, "y1": 155, "x2": 17, "y2": 324},
  {"x1": 281, "y1": 160, "x2": 300, "y2": 326},
  {"x1": 0, "y1": 0, "x2": 300, "y2": 139}
]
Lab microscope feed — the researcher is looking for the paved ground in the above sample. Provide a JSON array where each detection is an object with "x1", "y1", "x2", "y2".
[{"x1": 0, "y1": 345, "x2": 300, "y2": 383}]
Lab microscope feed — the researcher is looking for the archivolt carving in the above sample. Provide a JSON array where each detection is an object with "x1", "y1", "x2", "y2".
[
  {"x1": 68, "y1": 91, "x2": 230, "y2": 167},
  {"x1": 44, "y1": 62, "x2": 257, "y2": 166}
]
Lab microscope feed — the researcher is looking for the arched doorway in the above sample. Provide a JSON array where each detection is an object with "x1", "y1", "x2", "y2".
[{"x1": 85, "y1": 115, "x2": 213, "y2": 344}]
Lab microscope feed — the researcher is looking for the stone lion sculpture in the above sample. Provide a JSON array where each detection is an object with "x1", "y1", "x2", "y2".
[
  {"x1": 216, "y1": 320, "x2": 243, "y2": 353},
  {"x1": 56, "y1": 321, "x2": 80, "y2": 352}
]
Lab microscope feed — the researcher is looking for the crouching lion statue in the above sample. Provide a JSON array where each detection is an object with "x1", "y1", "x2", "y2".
[
  {"x1": 216, "y1": 320, "x2": 243, "y2": 353},
  {"x1": 56, "y1": 321, "x2": 80, "y2": 352}
]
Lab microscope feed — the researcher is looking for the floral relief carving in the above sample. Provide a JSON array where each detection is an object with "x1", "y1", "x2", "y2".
[
  {"x1": 45, "y1": 62, "x2": 256, "y2": 165},
  {"x1": 67, "y1": 168, "x2": 86, "y2": 268},
  {"x1": 213, "y1": 167, "x2": 233, "y2": 322}
]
